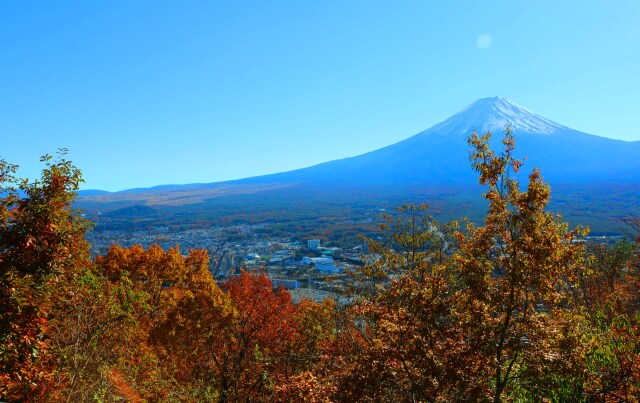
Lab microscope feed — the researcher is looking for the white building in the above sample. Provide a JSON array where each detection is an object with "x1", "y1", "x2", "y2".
[{"x1": 302, "y1": 256, "x2": 341, "y2": 273}]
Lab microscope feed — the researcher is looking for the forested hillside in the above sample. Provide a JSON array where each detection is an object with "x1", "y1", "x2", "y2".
[{"x1": 1, "y1": 132, "x2": 639, "y2": 402}]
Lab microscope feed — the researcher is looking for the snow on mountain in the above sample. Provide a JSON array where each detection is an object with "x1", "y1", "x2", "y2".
[{"x1": 422, "y1": 96, "x2": 568, "y2": 137}]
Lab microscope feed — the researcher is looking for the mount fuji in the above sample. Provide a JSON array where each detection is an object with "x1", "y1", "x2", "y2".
[
  {"x1": 78, "y1": 97, "x2": 640, "y2": 234},
  {"x1": 227, "y1": 96, "x2": 640, "y2": 187}
]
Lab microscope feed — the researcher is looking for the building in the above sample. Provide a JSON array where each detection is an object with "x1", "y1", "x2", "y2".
[
  {"x1": 302, "y1": 256, "x2": 341, "y2": 274},
  {"x1": 307, "y1": 239, "x2": 321, "y2": 250},
  {"x1": 271, "y1": 279, "x2": 300, "y2": 289}
]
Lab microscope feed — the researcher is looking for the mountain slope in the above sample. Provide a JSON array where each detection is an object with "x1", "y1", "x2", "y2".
[
  {"x1": 79, "y1": 96, "x2": 640, "y2": 205},
  {"x1": 231, "y1": 96, "x2": 640, "y2": 186}
]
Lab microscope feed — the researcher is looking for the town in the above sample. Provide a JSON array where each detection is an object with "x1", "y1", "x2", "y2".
[{"x1": 87, "y1": 224, "x2": 368, "y2": 303}]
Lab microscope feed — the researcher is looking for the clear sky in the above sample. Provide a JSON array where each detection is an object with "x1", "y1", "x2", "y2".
[{"x1": 1, "y1": 0, "x2": 639, "y2": 191}]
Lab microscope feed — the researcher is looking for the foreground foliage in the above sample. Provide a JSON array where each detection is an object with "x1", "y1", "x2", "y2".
[{"x1": 1, "y1": 132, "x2": 639, "y2": 401}]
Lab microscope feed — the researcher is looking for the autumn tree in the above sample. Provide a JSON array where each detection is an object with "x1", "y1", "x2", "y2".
[
  {"x1": 155, "y1": 268, "x2": 334, "y2": 402},
  {"x1": 329, "y1": 205, "x2": 471, "y2": 401},
  {"x1": 344, "y1": 204, "x2": 455, "y2": 300},
  {"x1": 94, "y1": 247, "x2": 330, "y2": 402},
  {"x1": 0, "y1": 151, "x2": 91, "y2": 401},
  {"x1": 571, "y1": 223, "x2": 640, "y2": 399},
  {"x1": 212, "y1": 272, "x2": 299, "y2": 401},
  {"x1": 45, "y1": 261, "x2": 150, "y2": 402},
  {"x1": 453, "y1": 128, "x2": 587, "y2": 400},
  {"x1": 92, "y1": 244, "x2": 232, "y2": 401}
]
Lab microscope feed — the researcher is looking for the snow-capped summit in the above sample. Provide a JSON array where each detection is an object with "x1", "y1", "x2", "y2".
[{"x1": 425, "y1": 96, "x2": 567, "y2": 136}]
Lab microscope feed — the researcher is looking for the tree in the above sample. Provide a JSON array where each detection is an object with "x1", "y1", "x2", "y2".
[
  {"x1": 45, "y1": 262, "x2": 148, "y2": 402},
  {"x1": 212, "y1": 272, "x2": 298, "y2": 402},
  {"x1": 453, "y1": 128, "x2": 587, "y2": 400},
  {"x1": 0, "y1": 151, "x2": 91, "y2": 401},
  {"x1": 344, "y1": 204, "x2": 455, "y2": 300},
  {"x1": 288, "y1": 128, "x2": 590, "y2": 401},
  {"x1": 572, "y1": 224, "x2": 640, "y2": 400},
  {"x1": 93, "y1": 244, "x2": 231, "y2": 401},
  {"x1": 325, "y1": 205, "x2": 470, "y2": 401}
]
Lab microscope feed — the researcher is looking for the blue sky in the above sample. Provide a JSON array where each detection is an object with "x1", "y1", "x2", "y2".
[{"x1": 1, "y1": 0, "x2": 639, "y2": 191}]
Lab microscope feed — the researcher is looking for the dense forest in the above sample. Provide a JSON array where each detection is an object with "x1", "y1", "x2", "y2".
[{"x1": 1, "y1": 131, "x2": 639, "y2": 402}]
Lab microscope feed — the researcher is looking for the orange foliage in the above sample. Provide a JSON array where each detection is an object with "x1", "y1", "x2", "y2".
[
  {"x1": 0, "y1": 152, "x2": 90, "y2": 401},
  {"x1": 3, "y1": 141, "x2": 640, "y2": 401},
  {"x1": 107, "y1": 369, "x2": 142, "y2": 403}
]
